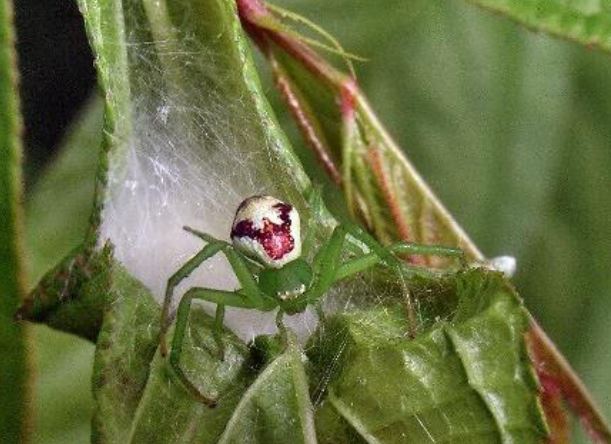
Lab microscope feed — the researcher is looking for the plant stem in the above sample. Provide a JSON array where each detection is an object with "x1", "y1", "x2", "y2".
[
  {"x1": 0, "y1": 0, "x2": 32, "y2": 441},
  {"x1": 528, "y1": 320, "x2": 611, "y2": 443}
]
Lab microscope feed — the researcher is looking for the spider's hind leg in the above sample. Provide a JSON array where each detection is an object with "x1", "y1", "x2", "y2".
[
  {"x1": 160, "y1": 237, "x2": 226, "y2": 357},
  {"x1": 213, "y1": 304, "x2": 226, "y2": 360},
  {"x1": 389, "y1": 242, "x2": 466, "y2": 268}
]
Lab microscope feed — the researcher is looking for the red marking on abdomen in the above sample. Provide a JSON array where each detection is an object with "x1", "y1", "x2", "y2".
[{"x1": 232, "y1": 203, "x2": 295, "y2": 260}]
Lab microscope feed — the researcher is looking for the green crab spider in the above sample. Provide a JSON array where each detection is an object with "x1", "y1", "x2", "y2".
[{"x1": 159, "y1": 195, "x2": 464, "y2": 406}]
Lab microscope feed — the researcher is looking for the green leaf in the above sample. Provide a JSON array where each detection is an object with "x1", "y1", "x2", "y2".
[
  {"x1": 24, "y1": 0, "x2": 334, "y2": 441},
  {"x1": 0, "y1": 0, "x2": 31, "y2": 440},
  {"x1": 126, "y1": 311, "x2": 250, "y2": 443},
  {"x1": 94, "y1": 268, "x2": 251, "y2": 443},
  {"x1": 310, "y1": 269, "x2": 546, "y2": 443},
  {"x1": 25, "y1": 98, "x2": 103, "y2": 281},
  {"x1": 89, "y1": 255, "x2": 161, "y2": 442},
  {"x1": 24, "y1": 97, "x2": 102, "y2": 444},
  {"x1": 218, "y1": 335, "x2": 316, "y2": 444},
  {"x1": 467, "y1": 0, "x2": 611, "y2": 53}
]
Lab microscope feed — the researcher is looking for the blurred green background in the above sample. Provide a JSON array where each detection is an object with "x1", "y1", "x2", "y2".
[{"x1": 17, "y1": 0, "x2": 610, "y2": 442}]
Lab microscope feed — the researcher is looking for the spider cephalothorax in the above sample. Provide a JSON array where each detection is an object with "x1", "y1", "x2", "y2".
[
  {"x1": 159, "y1": 194, "x2": 464, "y2": 407},
  {"x1": 230, "y1": 195, "x2": 301, "y2": 268}
]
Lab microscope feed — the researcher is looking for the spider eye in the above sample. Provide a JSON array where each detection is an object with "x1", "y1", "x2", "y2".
[{"x1": 230, "y1": 195, "x2": 301, "y2": 268}]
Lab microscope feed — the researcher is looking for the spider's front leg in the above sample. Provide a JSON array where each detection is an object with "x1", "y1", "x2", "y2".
[
  {"x1": 296, "y1": 223, "x2": 395, "y2": 312},
  {"x1": 162, "y1": 228, "x2": 274, "y2": 406},
  {"x1": 169, "y1": 287, "x2": 262, "y2": 407},
  {"x1": 336, "y1": 222, "x2": 466, "y2": 275},
  {"x1": 298, "y1": 224, "x2": 352, "y2": 309},
  {"x1": 160, "y1": 227, "x2": 266, "y2": 356},
  {"x1": 300, "y1": 223, "x2": 465, "y2": 337},
  {"x1": 159, "y1": 235, "x2": 226, "y2": 357},
  {"x1": 342, "y1": 223, "x2": 466, "y2": 335}
]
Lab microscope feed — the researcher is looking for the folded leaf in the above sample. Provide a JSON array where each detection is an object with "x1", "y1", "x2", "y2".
[
  {"x1": 310, "y1": 269, "x2": 547, "y2": 443},
  {"x1": 123, "y1": 308, "x2": 251, "y2": 443},
  {"x1": 218, "y1": 335, "x2": 316, "y2": 444},
  {"x1": 19, "y1": 0, "x2": 595, "y2": 442}
]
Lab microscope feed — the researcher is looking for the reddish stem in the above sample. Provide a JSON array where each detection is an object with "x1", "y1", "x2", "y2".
[
  {"x1": 340, "y1": 78, "x2": 357, "y2": 120},
  {"x1": 528, "y1": 322, "x2": 611, "y2": 443},
  {"x1": 270, "y1": 56, "x2": 342, "y2": 185},
  {"x1": 236, "y1": 0, "x2": 267, "y2": 21},
  {"x1": 538, "y1": 371, "x2": 570, "y2": 444},
  {"x1": 238, "y1": 0, "x2": 347, "y2": 89},
  {"x1": 367, "y1": 145, "x2": 425, "y2": 265}
]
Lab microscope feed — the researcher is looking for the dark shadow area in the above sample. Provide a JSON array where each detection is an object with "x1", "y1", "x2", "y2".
[{"x1": 15, "y1": 0, "x2": 96, "y2": 187}]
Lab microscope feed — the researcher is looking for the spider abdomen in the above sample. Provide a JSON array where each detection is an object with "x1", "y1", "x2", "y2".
[{"x1": 230, "y1": 195, "x2": 301, "y2": 268}]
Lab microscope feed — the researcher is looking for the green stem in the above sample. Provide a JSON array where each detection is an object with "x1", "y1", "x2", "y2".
[{"x1": 0, "y1": 0, "x2": 32, "y2": 441}]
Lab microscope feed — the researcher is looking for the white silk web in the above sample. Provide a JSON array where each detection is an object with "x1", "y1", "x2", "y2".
[
  {"x1": 93, "y1": 1, "x2": 424, "y2": 353},
  {"x1": 97, "y1": 13, "x2": 320, "y2": 342}
]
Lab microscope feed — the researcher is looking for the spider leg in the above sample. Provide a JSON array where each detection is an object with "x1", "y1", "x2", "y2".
[
  {"x1": 299, "y1": 224, "x2": 391, "y2": 308},
  {"x1": 334, "y1": 242, "x2": 465, "y2": 281},
  {"x1": 162, "y1": 229, "x2": 276, "y2": 405},
  {"x1": 160, "y1": 240, "x2": 226, "y2": 356},
  {"x1": 265, "y1": 225, "x2": 344, "y2": 332},
  {"x1": 343, "y1": 222, "x2": 466, "y2": 266},
  {"x1": 275, "y1": 309, "x2": 288, "y2": 345},
  {"x1": 161, "y1": 228, "x2": 272, "y2": 356},
  {"x1": 388, "y1": 242, "x2": 465, "y2": 266},
  {"x1": 222, "y1": 246, "x2": 266, "y2": 300},
  {"x1": 306, "y1": 225, "x2": 350, "y2": 304},
  {"x1": 169, "y1": 287, "x2": 262, "y2": 407},
  {"x1": 293, "y1": 223, "x2": 385, "y2": 309},
  {"x1": 185, "y1": 226, "x2": 269, "y2": 300},
  {"x1": 335, "y1": 252, "x2": 381, "y2": 281},
  {"x1": 299, "y1": 223, "x2": 466, "y2": 341},
  {"x1": 343, "y1": 222, "x2": 397, "y2": 264},
  {"x1": 294, "y1": 225, "x2": 372, "y2": 323}
]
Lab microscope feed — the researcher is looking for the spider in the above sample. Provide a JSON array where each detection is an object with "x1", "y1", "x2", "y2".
[{"x1": 158, "y1": 194, "x2": 465, "y2": 406}]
